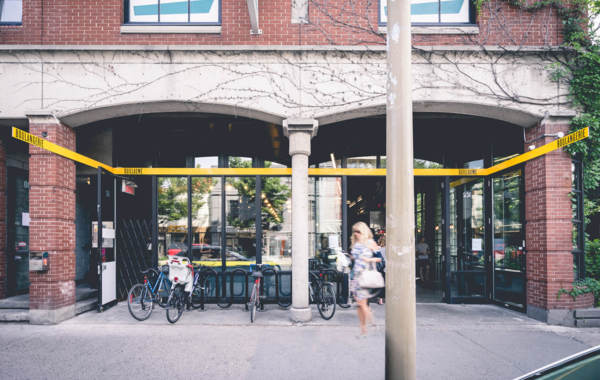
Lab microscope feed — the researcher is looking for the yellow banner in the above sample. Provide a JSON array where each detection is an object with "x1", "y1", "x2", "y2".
[
  {"x1": 12, "y1": 126, "x2": 589, "y2": 178},
  {"x1": 12, "y1": 127, "x2": 115, "y2": 173}
]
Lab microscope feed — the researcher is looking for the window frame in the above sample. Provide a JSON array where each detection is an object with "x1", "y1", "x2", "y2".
[
  {"x1": 123, "y1": 0, "x2": 222, "y2": 26},
  {"x1": 572, "y1": 155, "x2": 585, "y2": 280},
  {"x1": 378, "y1": 0, "x2": 476, "y2": 27},
  {"x1": 0, "y1": 0, "x2": 23, "y2": 26}
]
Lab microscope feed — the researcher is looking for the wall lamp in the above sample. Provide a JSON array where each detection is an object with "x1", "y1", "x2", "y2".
[{"x1": 525, "y1": 131, "x2": 564, "y2": 150}]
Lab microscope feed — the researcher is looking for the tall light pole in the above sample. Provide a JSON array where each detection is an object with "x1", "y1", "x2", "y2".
[{"x1": 385, "y1": 0, "x2": 416, "y2": 378}]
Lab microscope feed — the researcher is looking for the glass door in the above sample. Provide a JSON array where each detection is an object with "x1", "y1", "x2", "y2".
[
  {"x1": 6, "y1": 167, "x2": 29, "y2": 295},
  {"x1": 492, "y1": 169, "x2": 525, "y2": 309},
  {"x1": 450, "y1": 179, "x2": 487, "y2": 302}
]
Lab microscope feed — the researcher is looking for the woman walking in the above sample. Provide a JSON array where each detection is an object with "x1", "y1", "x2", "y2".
[{"x1": 350, "y1": 221, "x2": 382, "y2": 336}]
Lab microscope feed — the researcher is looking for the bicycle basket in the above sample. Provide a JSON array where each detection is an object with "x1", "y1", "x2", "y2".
[{"x1": 168, "y1": 257, "x2": 192, "y2": 285}]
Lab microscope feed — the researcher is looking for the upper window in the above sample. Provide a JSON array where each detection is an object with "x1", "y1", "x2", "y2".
[
  {"x1": 379, "y1": 0, "x2": 472, "y2": 25},
  {"x1": 125, "y1": 0, "x2": 221, "y2": 25},
  {"x1": 0, "y1": 0, "x2": 22, "y2": 24}
]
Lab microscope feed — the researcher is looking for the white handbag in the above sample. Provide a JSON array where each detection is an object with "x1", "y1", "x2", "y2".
[{"x1": 358, "y1": 264, "x2": 384, "y2": 289}]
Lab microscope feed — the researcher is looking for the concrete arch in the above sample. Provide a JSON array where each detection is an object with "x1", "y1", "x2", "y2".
[
  {"x1": 58, "y1": 100, "x2": 286, "y2": 128},
  {"x1": 317, "y1": 101, "x2": 543, "y2": 128}
]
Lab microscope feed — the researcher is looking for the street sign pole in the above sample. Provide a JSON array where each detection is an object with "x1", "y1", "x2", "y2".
[{"x1": 385, "y1": 0, "x2": 416, "y2": 378}]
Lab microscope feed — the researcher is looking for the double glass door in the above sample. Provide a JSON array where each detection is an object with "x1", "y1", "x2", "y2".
[{"x1": 447, "y1": 169, "x2": 525, "y2": 310}]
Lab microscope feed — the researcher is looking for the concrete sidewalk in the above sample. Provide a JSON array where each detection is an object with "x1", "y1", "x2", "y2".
[{"x1": 1, "y1": 302, "x2": 600, "y2": 379}]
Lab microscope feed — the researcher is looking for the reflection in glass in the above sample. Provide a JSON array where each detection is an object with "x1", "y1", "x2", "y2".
[
  {"x1": 262, "y1": 177, "x2": 292, "y2": 269},
  {"x1": 225, "y1": 176, "x2": 256, "y2": 262},
  {"x1": 493, "y1": 170, "x2": 523, "y2": 270},
  {"x1": 347, "y1": 156, "x2": 377, "y2": 169},
  {"x1": 309, "y1": 177, "x2": 342, "y2": 268},
  {"x1": 492, "y1": 169, "x2": 525, "y2": 307},
  {"x1": 158, "y1": 177, "x2": 188, "y2": 261},
  {"x1": 190, "y1": 177, "x2": 222, "y2": 262}
]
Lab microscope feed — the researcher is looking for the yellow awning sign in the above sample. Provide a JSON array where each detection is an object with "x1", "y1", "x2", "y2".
[{"x1": 11, "y1": 126, "x2": 589, "y2": 177}]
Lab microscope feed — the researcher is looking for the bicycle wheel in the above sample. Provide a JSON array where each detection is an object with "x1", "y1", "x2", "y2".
[
  {"x1": 191, "y1": 277, "x2": 211, "y2": 309},
  {"x1": 166, "y1": 287, "x2": 185, "y2": 324},
  {"x1": 156, "y1": 278, "x2": 170, "y2": 308},
  {"x1": 249, "y1": 283, "x2": 258, "y2": 323},
  {"x1": 317, "y1": 283, "x2": 336, "y2": 320},
  {"x1": 127, "y1": 283, "x2": 153, "y2": 321}
]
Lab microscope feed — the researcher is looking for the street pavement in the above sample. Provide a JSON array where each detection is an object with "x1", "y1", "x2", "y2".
[{"x1": 1, "y1": 302, "x2": 600, "y2": 380}]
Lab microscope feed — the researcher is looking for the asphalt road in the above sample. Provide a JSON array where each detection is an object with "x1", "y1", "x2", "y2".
[{"x1": 1, "y1": 303, "x2": 599, "y2": 380}]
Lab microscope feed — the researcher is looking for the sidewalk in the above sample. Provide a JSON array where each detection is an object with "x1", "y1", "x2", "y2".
[{"x1": 1, "y1": 302, "x2": 600, "y2": 379}]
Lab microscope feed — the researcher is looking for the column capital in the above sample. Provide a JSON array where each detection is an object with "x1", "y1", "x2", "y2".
[{"x1": 282, "y1": 118, "x2": 318, "y2": 137}]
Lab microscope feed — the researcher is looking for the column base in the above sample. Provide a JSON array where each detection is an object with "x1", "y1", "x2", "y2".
[
  {"x1": 290, "y1": 307, "x2": 312, "y2": 323},
  {"x1": 29, "y1": 304, "x2": 75, "y2": 325},
  {"x1": 527, "y1": 304, "x2": 574, "y2": 326}
]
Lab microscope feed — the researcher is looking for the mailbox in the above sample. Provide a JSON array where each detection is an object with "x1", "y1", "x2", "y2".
[{"x1": 30, "y1": 251, "x2": 49, "y2": 272}]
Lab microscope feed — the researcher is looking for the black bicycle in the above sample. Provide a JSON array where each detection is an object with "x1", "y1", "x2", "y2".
[
  {"x1": 188, "y1": 265, "x2": 213, "y2": 310},
  {"x1": 248, "y1": 264, "x2": 265, "y2": 323},
  {"x1": 127, "y1": 266, "x2": 171, "y2": 321},
  {"x1": 309, "y1": 271, "x2": 336, "y2": 320},
  {"x1": 166, "y1": 283, "x2": 186, "y2": 324}
]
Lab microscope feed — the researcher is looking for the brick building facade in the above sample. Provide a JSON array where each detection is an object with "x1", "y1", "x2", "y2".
[{"x1": 0, "y1": 0, "x2": 593, "y2": 324}]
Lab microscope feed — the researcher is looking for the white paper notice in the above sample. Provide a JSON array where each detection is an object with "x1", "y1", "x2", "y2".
[
  {"x1": 472, "y1": 238, "x2": 482, "y2": 251},
  {"x1": 22, "y1": 212, "x2": 30, "y2": 226}
]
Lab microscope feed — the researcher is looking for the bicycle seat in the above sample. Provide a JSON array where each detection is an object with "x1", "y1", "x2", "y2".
[
  {"x1": 251, "y1": 271, "x2": 263, "y2": 278},
  {"x1": 141, "y1": 268, "x2": 156, "y2": 275}
]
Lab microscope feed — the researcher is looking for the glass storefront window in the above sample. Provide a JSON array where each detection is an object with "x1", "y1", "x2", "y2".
[
  {"x1": 190, "y1": 177, "x2": 222, "y2": 262},
  {"x1": 262, "y1": 177, "x2": 292, "y2": 269},
  {"x1": 309, "y1": 177, "x2": 343, "y2": 268},
  {"x1": 225, "y1": 176, "x2": 257, "y2": 262},
  {"x1": 158, "y1": 177, "x2": 188, "y2": 260}
]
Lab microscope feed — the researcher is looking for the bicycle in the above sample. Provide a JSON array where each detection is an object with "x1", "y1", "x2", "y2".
[
  {"x1": 188, "y1": 265, "x2": 213, "y2": 310},
  {"x1": 309, "y1": 271, "x2": 336, "y2": 320},
  {"x1": 127, "y1": 265, "x2": 172, "y2": 321},
  {"x1": 248, "y1": 264, "x2": 265, "y2": 323},
  {"x1": 166, "y1": 256, "x2": 193, "y2": 324}
]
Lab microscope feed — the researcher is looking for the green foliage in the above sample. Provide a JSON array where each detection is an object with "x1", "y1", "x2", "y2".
[
  {"x1": 586, "y1": 239, "x2": 600, "y2": 279},
  {"x1": 558, "y1": 278, "x2": 600, "y2": 307},
  {"x1": 226, "y1": 158, "x2": 291, "y2": 229},
  {"x1": 158, "y1": 176, "x2": 213, "y2": 222}
]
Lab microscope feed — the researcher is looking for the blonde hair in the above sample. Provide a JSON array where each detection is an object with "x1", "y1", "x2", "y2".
[{"x1": 351, "y1": 221, "x2": 373, "y2": 248}]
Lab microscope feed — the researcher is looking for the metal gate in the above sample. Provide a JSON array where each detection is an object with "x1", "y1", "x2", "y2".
[{"x1": 116, "y1": 219, "x2": 153, "y2": 299}]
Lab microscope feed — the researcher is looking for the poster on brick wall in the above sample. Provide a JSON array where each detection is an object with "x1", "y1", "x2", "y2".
[
  {"x1": 128, "y1": 0, "x2": 220, "y2": 24},
  {"x1": 379, "y1": 0, "x2": 470, "y2": 25}
]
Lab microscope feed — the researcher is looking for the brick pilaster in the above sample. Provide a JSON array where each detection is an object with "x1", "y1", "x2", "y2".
[
  {"x1": 0, "y1": 140, "x2": 6, "y2": 299},
  {"x1": 525, "y1": 118, "x2": 594, "y2": 324},
  {"x1": 27, "y1": 116, "x2": 76, "y2": 323}
]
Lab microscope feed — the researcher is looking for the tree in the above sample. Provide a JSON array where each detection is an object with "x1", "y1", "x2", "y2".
[{"x1": 226, "y1": 157, "x2": 291, "y2": 230}]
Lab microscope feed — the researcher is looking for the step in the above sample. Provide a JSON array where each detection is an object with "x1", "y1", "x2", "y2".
[
  {"x1": 0, "y1": 309, "x2": 29, "y2": 322},
  {"x1": 75, "y1": 298, "x2": 98, "y2": 315},
  {"x1": 574, "y1": 308, "x2": 600, "y2": 319},
  {"x1": 0, "y1": 294, "x2": 29, "y2": 309}
]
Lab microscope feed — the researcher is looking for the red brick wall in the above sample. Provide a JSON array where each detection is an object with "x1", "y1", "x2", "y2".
[
  {"x1": 524, "y1": 120, "x2": 593, "y2": 311},
  {"x1": 0, "y1": 140, "x2": 6, "y2": 299},
  {"x1": 0, "y1": 0, "x2": 564, "y2": 46},
  {"x1": 28, "y1": 120, "x2": 76, "y2": 310}
]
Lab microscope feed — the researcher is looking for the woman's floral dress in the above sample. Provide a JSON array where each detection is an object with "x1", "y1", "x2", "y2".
[{"x1": 350, "y1": 242, "x2": 373, "y2": 300}]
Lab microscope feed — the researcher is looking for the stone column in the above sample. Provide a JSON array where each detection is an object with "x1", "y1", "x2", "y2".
[
  {"x1": 0, "y1": 139, "x2": 6, "y2": 299},
  {"x1": 525, "y1": 116, "x2": 594, "y2": 325},
  {"x1": 284, "y1": 118, "x2": 318, "y2": 323},
  {"x1": 27, "y1": 115, "x2": 77, "y2": 324}
]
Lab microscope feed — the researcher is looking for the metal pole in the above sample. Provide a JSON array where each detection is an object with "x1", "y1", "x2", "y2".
[
  {"x1": 152, "y1": 175, "x2": 158, "y2": 268},
  {"x1": 97, "y1": 167, "x2": 103, "y2": 311},
  {"x1": 385, "y1": 0, "x2": 416, "y2": 377}
]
